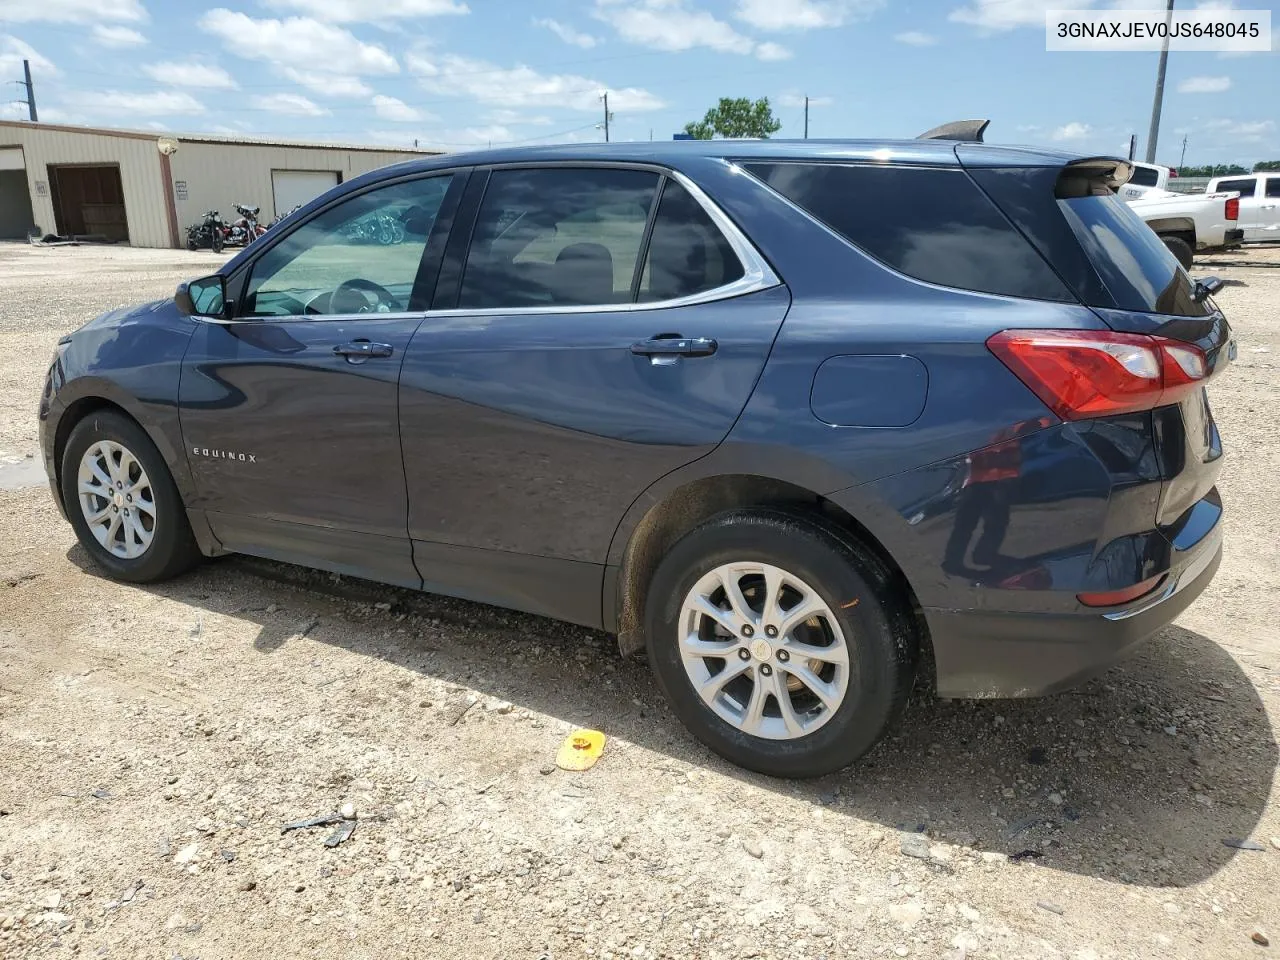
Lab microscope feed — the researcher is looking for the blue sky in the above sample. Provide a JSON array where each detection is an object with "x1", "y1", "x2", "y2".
[{"x1": 1, "y1": 0, "x2": 1276, "y2": 164}]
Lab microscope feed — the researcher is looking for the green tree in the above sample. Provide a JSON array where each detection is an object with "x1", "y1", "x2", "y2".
[
  {"x1": 1178, "y1": 163, "x2": 1249, "y2": 177},
  {"x1": 1253, "y1": 160, "x2": 1280, "y2": 171},
  {"x1": 683, "y1": 97, "x2": 782, "y2": 140}
]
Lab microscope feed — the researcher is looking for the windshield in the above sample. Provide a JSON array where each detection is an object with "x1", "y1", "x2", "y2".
[{"x1": 1058, "y1": 194, "x2": 1210, "y2": 317}]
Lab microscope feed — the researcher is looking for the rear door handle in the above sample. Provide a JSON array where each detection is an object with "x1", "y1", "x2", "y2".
[
  {"x1": 630, "y1": 336, "x2": 718, "y2": 358},
  {"x1": 333, "y1": 340, "x2": 393, "y2": 360}
]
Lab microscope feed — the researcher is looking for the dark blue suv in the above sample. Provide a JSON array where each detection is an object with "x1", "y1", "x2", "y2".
[{"x1": 40, "y1": 130, "x2": 1230, "y2": 777}]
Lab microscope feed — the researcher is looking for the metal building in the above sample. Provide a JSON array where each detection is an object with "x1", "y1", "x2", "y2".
[{"x1": 0, "y1": 121, "x2": 440, "y2": 248}]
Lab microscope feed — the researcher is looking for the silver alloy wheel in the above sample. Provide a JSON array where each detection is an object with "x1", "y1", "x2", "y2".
[
  {"x1": 678, "y1": 562, "x2": 850, "y2": 740},
  {"x1": 77, "y1": 440, "x2": 157, "y2": 560}
]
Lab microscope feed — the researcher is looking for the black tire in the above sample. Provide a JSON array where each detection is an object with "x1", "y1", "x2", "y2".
[
  {"x1": 644, "y1": 509, "x2": 916, "y2": 778},
  {"x1": 60, "y1": 409, "x2": 202, "y2": 584},
  {"x1": 1162, "y1": 235, "x2": 1195, "y2": 271},
  {"x1": 211, "y1": 232, "x2": 224, "y2": 254},
  {"x1": 186, "y1": 237, "x2": 198, "y2": 252}
]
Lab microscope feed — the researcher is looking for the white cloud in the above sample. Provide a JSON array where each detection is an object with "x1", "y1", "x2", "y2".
[
  {"x1": 250, "y1": 92, "x2": 329, "y2": 116},
  {"x1": 755, "y1": 41, "x2": 792, "y2": 60},
  {"x1": 1178, "y1": 75, "x2": 1231, "y2": 93},
  {"x1": 535, "y1": 18, "x2": 599, "y2": 48},
  {"x1": 778, "y1": 93, "x2": 833, "y2": 108},
  {"x1": 1051, "y1": 121, "x2": 1092, "y2": 141},
  {"x1": 93, "y1": 25, "x2": 147, "y2": 46},
  {"x1": 951, "y1": 0, "x2": 1070, "y2": 30},
  {"x1": 894, "y1": 30, "x2": 937, "y2": 45},
  {"x1": 0, "y1": 0, "x2": 144, "y2": 23},
  {"x1": 735, "y1": 0, "x2": 883, "y2": 31},
  {"x1": 409, "y1": 51, "x2": 663, "y2": 112},
  {"x1": 1205, "y1": 118, "x2": 1276, "y2": 141},
  {"x1": 0, "y1": 36, "x2": 58, "y2": 77},
  {"x1": 142, "y1": 61, "x2": 238, "y2": 90},
  {"x1": 372, "y1": 94, "x2": 425, "y2": 122},
  {"x1": 279, "y1": 67, "x2": 372, "y2": 98},
  {"x1": 198, "y1": 10, "x2": 399, "y2": 74},
  {"x1": 593, "y1": 0, "x2": 753, "y2": 54},
  {"x1": 263, "y1": 0, "x2": 468, "y2": 21},
  {"x1": 72, "y1": 89, "x2": 206, "y2": 116},
  {"x1": 485, "y1": 109, "x2": 554, "y2": 125}
]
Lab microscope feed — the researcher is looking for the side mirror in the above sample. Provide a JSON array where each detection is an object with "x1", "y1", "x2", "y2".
[{"x1": 176, "y1": 274, "x2": 227, "y2": 318}]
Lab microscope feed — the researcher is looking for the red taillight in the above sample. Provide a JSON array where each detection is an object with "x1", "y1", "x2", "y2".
[
  {"x1": 1078, "y1": 574, "x2": 1165, "y2": 608},
  {"x1": 986, "y1": 329, "x2": 1209, "y2": 420},
  {"x1": 1225, "y1": 197, "x2": 1240, "y2": 221}
]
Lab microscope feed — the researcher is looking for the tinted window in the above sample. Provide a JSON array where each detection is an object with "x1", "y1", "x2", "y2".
[
  {"x1": 1267, "y1": 177, "x2": 1280, "y2": 199},
  {"x1": 1059, "y1": 194, "x2": 1209, "y2": 317},
  {"x1": 637, "y1": 180, "x2": 745, "y2": 302},
  {"x1": 1129, "y1": 165, "x2": 1160, "y2": 187},
  {"x1": 745, "y1": 162, "x2": 1072, "y2": 302},
  {"x1": 1217, "y1": 177, "x2": 1256, "y2": 197},
  {"x1": 244, "y1": 176, "x2": 450, "y2": 317},
  {"x1": 460, "y1": 168, "x2": 659, "y2": 309}
]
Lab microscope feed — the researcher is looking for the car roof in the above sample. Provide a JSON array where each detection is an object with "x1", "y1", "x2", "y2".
[{"x1": 367, "y1": 138, "x2": 1090, "y2": 179}]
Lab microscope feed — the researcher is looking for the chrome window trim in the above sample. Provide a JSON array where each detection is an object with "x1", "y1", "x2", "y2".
[{"x1": 431, "y1": 162, "x2": 780, "y2": 318}]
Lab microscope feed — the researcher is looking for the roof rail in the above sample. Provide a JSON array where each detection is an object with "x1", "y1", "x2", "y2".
[{"x1": 916, "y1": 119, "x2": 991, "y2": 143}]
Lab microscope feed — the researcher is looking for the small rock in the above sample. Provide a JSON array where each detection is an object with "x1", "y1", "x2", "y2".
[
  {"x1": 1002, "y1": 788, "x2": 1015, "y2": 799},
  {"x1": 715, "y1": 826, "x2": 732, "y2": 840},
  {"x1": 889, "y1": 902, "x2": 923, "y2": 929},
  {"x1": 899, "y1": 834, "x2": 931, "y2": 859},
  {"x1": 1252, "y1": 929, "x2": 1269, "y2": 947},
  {"x1": 266, "y1": 604, "x2": 278, "y2": 614},
  {"x1": 1163, "y1": 725, "x2": 1178, "y2": 735},
  {"x1": 340, "y1": 803, "x2": 356, "y2": 821},
  {"x1": 1223, "y1": 838, "x2": 1265, "y2": 851},
  {"x1": 1048, "y1": 792, "x2": 1063, "y2": 806},
  {"x1": 1270, "y1": 837, "x2": 1280, "y2": 851},
  {"x1": 174, "y1": 843, "x2": 199, "y2": 865},
  {"x1": 611, "y1": 836, "x2": 624, "y2": 850},
  {"x1": 237, "y1": 880, "x2": 256, "y2": 892},
  {"x1": 1037, "y1": 901, "x2": 1065, "y2": 916},
  {"x1": 452, "y1": 879, "x2": 464, "y2": 892},
  {"x1": 894, "y1": 947, "x2": 909, "y2": 957},
  {"x1": 957, "y1": 904, "x2": 980, "y2": 923},
  {"x1": 539, "y1": 765, "x2": 555, "y2": 776},
  {"x1": 43, "y1": 893, "x2": 61, "y2": 910},
  {"x1": 220, "y1": 849, "x2": 235, "y2": 863},
  {"x1": 743, "y1": 840, "x2": 763, "y2": 859},
  {"x1": 293, "y1": 883, "x2": 305, "y2": 893}
]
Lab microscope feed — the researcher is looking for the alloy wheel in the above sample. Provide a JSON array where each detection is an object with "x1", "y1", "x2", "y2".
[
  {"x1": 77, "y1": 440, "x2": 157, "y2": 559},
  {"x1": 677, "y1": 562, "x2": 850, "y2": 740}
]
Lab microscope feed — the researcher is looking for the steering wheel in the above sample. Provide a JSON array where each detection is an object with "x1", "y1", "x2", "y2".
[{"x1": 330, "y1": 278, "x2": 400, "y2": 314}]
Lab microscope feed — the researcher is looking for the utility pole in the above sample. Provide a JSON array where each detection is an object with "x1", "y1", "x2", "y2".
[
  {"x1": 1179, "y1": 134, "x2": 1188, "y2": 168},
  {"x1": 1144, "y1": 0, "x2": 1174, "y2": 163},
  {"x1": 602, "y1": 91, "x2": 610, "y2": 143},
  {"x1": 1128, "y1": 134, "x2": 1137, "y2": 161},
  {"x1": 804, "y1": 96, "x2": 809, "y2": 139},
  {"x1": 21, "y1": 59, "x2": 38, "y2": 122}
]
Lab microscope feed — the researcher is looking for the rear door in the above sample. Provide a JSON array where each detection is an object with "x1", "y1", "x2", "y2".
[
  {"x1": 1215, "y1": 176, "x2": 1263, "y2": 239},
  {"x1": 179, "y1": 171, "x2": 463, "y2": 586},
  {"x1": 397, "y1": 164, "x2": 789, "y2": 624},
  {"x1": 1261, "y1": 175, "x2": 1280, "y2": 238}
]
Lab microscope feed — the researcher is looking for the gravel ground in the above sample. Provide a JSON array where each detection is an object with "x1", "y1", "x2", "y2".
[{"x1": 0, "y1": 241, "x2": 1277, "y2": 960}]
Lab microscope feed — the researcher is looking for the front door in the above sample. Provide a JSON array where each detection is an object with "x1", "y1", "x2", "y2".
[
  {"x1": 397, "y1": 166, "x2": 789, "y2": 624},
  {"x1": 1260, "y1": 175, "x2": 1280, "y2": 239},
  {"x1": 179, "y1": 172, "x2": 461, "y2": 586}
]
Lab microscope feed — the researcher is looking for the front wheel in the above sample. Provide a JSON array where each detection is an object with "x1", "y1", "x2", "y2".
[
  {"x1": 644, "y1": 510, "x2": 915, "y2": 778},
  {"x1": 61, "y1": 410, "x2": 202, "y2": 583},
  {"x1": 211, "y1": 231, "x2": 224, "y2": 254}
]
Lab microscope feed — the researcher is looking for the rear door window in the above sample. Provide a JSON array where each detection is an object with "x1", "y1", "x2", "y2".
[
  {"x1": 1266, "y1": 177, "x2": 1280, "y2": 199},
  {"x1": 1217, "y1": 177, "x2": 1257, "y2": 197},
  {"x1": 459, "y1": 168, "x2": 659, "y2": 309},
  {"x1": 743, "y1": 162, "x2": 1073, "y2": 302}
]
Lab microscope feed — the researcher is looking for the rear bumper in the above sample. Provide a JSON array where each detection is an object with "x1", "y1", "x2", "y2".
[
  {"x1": 925, "y1": 525, "x2": 1222, "y2": 699},
  {"x1": 1224, "y1": 228, "x2": 1245, "y2": 247}
]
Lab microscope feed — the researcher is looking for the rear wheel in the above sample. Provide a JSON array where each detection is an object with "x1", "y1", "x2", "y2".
[
  {"x1": 644, "y1": 510, "x2": 915, "y2": 778},
  {"x1": 61, "y1": 410, "x2": 201, "y2": 583},
  {"x1": 1162, "y1": 235, "x2": 1194, "y2": 270}
]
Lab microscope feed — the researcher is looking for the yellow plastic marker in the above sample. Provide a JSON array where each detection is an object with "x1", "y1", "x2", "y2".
[{"x1": 556, "y1": 729, "x2": 606, "y2": 771}]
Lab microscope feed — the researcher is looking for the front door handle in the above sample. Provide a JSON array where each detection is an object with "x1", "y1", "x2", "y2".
[
  {"x1": 630, "y1": 336, "x2": 718, "y2": 358},
  {"x1": 333, "y1": 340, "x2": 394, "y2": 360}
]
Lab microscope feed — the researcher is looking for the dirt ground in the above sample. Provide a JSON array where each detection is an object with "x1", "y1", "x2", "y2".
[{"x1": 0, "y1": 240, "x2": 1277, "y2": 960}]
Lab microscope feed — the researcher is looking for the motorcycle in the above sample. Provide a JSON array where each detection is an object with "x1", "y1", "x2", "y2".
[
  {"x1": 225, "y1": 203, "x2": 268, "y2": 248},
  {"x1": 266, "y1": 203, "x2": 303, "y2": 231},
  {"x1": 186, "y1": 210, "x2": 225, "y2": 253},
  {"x1": 344, "y1": 210, "x2": 405, "y2": 246}
]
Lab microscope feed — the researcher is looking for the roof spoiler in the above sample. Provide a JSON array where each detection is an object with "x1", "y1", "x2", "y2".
[
  {"x1": 1055, "y1": 157, "x2": 1134, "y2": 197},
  {"x1": 916, "y1": 119, "x2": 990, "y2": 143}
]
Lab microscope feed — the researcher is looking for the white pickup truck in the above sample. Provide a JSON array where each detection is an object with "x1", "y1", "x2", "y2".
[
  {"x1": 1118, "y1": 162, "x2": 1244, "y2": 268},
  {"x1": 1206, "y1": 172, "x2": 1280, "y2": 242}
]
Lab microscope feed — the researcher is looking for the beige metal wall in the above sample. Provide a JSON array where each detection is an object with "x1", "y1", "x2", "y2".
[
  {"x1": 170, "y1": 142, "x2": 425, "y2": 232},
  {"x1": 0, "y1": 123, "x2": 170, "y2": 247}
]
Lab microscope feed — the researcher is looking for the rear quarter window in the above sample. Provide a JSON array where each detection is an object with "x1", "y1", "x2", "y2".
[
  {"x1": 1129, "y1": 165, "x2": 1161, "y2": 187},
  {"x1": 1216, "y1": 177, "x2": 1257, "y2": 197},
  {"x1": 742, "y1": 162, "x2": 1074, "y2": 302}
]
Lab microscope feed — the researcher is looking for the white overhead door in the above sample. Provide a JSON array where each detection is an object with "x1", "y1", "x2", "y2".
[{"x1": 271, "y1": 170, "x2": 340, "y2": 218}]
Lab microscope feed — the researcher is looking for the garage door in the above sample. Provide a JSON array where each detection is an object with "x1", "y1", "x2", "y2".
[{"x1": 271, "y1": 170, "x2": 340, "y2": 219}]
